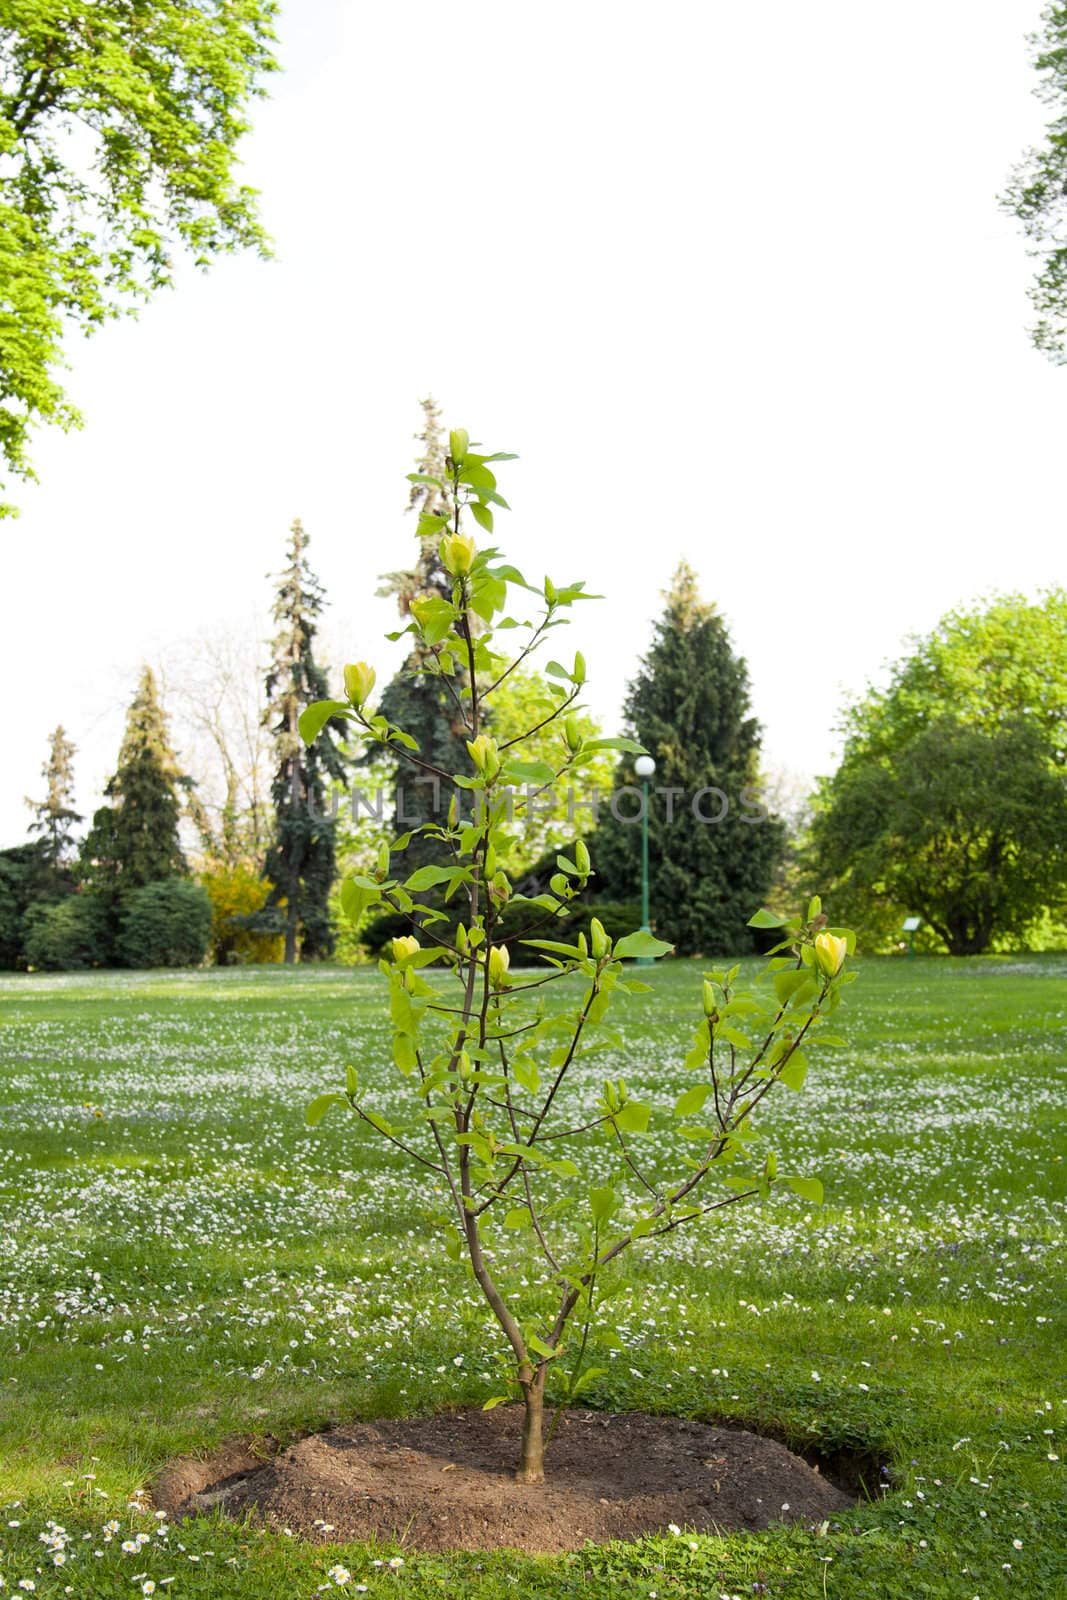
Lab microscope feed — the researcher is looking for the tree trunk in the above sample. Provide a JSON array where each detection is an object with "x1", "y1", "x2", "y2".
[
  {"x1": 517, "y1": 1364, "x2": 547, "y2": 1483},
  {"x1": 284, "y1": 893, "x2": 298, "y2": 965}
]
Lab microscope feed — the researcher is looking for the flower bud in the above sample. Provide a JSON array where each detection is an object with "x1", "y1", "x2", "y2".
[
  {"x1": 573, "y1": 650, "x2": 586, "y2": 685},
  {"x1": 575, "y1": 839, "x2": 591, "y2": 875},
  {"x1": 344, "y1": 661, "x2": 376, "y2": 706},
  {"x1": 589, "y1": 917, "x2": 610, "y2": 959},
  {"x1": 441, "y1": 530, "x2": 476, "y2": 576},
  {"x1": 814, "y1": 931, "x2": 848, "y2": 978},
  {"x1": 449, "y1": 428, "x2": 469, "y2": 467},
  {"x1": 391, "y1": 935, "x2": 421, "y2": 964},
  {"x1": 702, "y1": 979, "x2": 717, "y2": 1017},
  {"x1": 564, "y1": 715, "x2": 583, "y2": 753},
  {"x1": 466, "y1": 734, "x2": 499, "y2": 776},
  {"x1": 487, "y1": 944, "x2": 511, "y2": 988}
]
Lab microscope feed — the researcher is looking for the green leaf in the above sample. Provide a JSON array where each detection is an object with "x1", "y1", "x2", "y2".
[
  {"x1": 405, "y1": 864, "x2": 464, "y2": 892},
  {"x1": 469, "y1": 501, "x2": 494, "y2": 532},
  {"x1": 614, "y1": 1101, "x2": 650, "y2": 1134},
  {"x1": 673, "y1": 1084, "x2": 712, "y2": 1118},
  {"x1": 341, "y1": 878, "x2": 379, "y2": 923},
  {"x1": 504, "y1": 1207, "x2": 532, "y2": 1230},
  {"x1": 393, "y1": 1033, "x2": 418, "y2": 1074},
  {"x1": 482, "y1": 1395, "x2": 510, "y2": 1410},
  {"x1": 511, "y1": 1058, "x2": 540, "y2": 1094},
  {"x1": 502, "y1": 759, "x2": 558, "y2": 786},
  {"x1": 589, "y1": 1185, "x2": 618, "y2": 1225},
  {"x1": 306, "y1": 1093, "x2": 343, "y2": 1127},
  {"x1": 527, "y1": 1333, "x2": 561, "y2": 1360},
  {"x1": 777, "y1": 1055, "x2": 808, "y2": 1091},
  {"x1": 584, "y1": 737, "x2": 647, "y2": 754},
  {"x1": 613, "y1": 930, "x2": 674, "y2": 960},
  {"x1": 569, "y1": 1366, "x2": 608, "y2": 1398},
  {"x1": 748, "y1": 908, "x2": 790, "y2": 929},
  {"x1": 299, "y1": 700, "x2": 350, "y2": 745},
  {"x1": 411, "y1": 596, "x2": 457, "y2": 645},
  {"x1": 786, "y1": 1175, "x2": 824, "y2": 1205}
]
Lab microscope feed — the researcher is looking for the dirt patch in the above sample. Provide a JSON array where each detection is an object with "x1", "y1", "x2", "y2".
[{"x1": 156, "y1": 1406, "x2": 854, "y2": 1554}]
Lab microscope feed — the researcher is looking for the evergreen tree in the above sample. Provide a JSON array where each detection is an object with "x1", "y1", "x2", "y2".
[
  {"x1": 26, "y1": 725, "x2": 82, "y2": 868},
  {"x1": 372, "y1": 398, "x2": 472, "y2": 870},
  {"x1": 78, "y1": 668, "x2": 193, "y2": 958},
  {"x1": 262, "y1": 518, "x2": 348, "y2": 963},
  {"x1": 593, "y1": 564, "x2": 783, "y2": 955}
]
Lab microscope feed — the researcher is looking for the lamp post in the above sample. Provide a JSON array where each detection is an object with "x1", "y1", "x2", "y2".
[{"x1": 634, "y1": 754, "x2": 656, "y2": 966}]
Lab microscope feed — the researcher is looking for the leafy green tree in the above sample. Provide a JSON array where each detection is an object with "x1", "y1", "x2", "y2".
[
  {"x1": 0, "y1": 1, "x2": 278, "y2": 508},
  {"x1": 301, "y1": 430, "x2": 853, "y2": 1484},
  {"x1": 593, "y1": 564, "x2": 783, "y2": 955},
  {"x1": 836, "y1": 590, "x2": 1067, "y2": 764},
  {"x1": 0, "y1": 841, "x2": 50, "y2": 967},
  {"x1": 25, "y1": 724, "x2": 81, "y2": 868},
  {"x1": 117, "y1": 879, "x2": 213, "y2": 969},
  {"x1": 78, "y1": 666, "x2": 193, "y2": 955},
  {"x1": 1002, "y1": 4, "x2": 1067, "y2": 361},
  {"x1": 807, "y1": 591, "x2": 1067, "y2": 948},
  {"x1": 808, "y1": 719, "x2": 1067, "y2": 956},
  {"x1": 261, "y1": 518, "x2": 348, "y2": 963}
]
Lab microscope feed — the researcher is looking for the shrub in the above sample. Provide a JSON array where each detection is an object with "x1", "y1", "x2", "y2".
[
  {"x1": 200, "y1": 862, "x2": 284, "y2": 964},
  {"x1": 23, "y1": 893, "x2": 110, "y2": 971},
  {"x1": 117, "y1": 880, "x2": 213, "y2": 969}
]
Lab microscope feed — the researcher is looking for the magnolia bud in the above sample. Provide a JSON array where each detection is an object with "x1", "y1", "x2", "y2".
[
  {"x1": 391, "y1": 935, "x2": 421, "y2": 963},
  {"x1": 590, "y1": 917, "x2": 610, "y2": 959},
  {"x1": 765, "y1": 1151, "x2": 778, "y2": 1179},
  {"x1": 487, "y1": 944, "x2": 511, "y2": 988},
  {"x1": 573, "y1": 650, "x2": 586, "y2": 685},
  {"x1": 441, "y1": 530, "x2": 476, "y2": 576},
  {"x1": 564, "y1": 715, "x2": 583, "y2": 753},
  {"x1": 814, "y1": 931, "x2": 848, "y2": 978},
  {"x1": 447, "y1": 793, "x2": 459, "y2": 827},
  {"x1": 344, "y1": 661, "x2": 376, "y2": 706},
  {"x1": 449, "y1": 428, "x2": 469, "y2": 467},
  {"x1": 466, "y1": 734, "x2": 499, "y2": 776},
  {"x1": 702, "y1": 979, "x2": 717, "y2": 1017},
  {"x1": 577, "y1": 931, "x2": 588, "y2": 957},
  {"x1": 575, "y1": 839, "x2": 591, "y2": 875}
]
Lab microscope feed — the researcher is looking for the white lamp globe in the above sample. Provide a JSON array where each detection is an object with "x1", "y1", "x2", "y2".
[{"x1": 634, "y1": 755, "x2": 656, "y2": 778}]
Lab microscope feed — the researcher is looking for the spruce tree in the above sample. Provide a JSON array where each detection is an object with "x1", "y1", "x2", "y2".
[
  {"x1": 593, "y1": 564, "x2": 783, "y2": 955},
  {"x1": 372, "y1": 398, "x2": 472, "y2": 870},
  {"x1": 26, "y1": 725, "x2": 82, "y2": 868},
  {"x1": 78, "y1": 668, "x2": 193, "y2": 957},
  {"x1": 262, "y1": 518, "x2": 348, "y2": 963}
]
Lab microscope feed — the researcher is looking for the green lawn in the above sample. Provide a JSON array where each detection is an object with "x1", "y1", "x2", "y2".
[{"x1": 0, "y1": 955, "x2": 1064, "y2": 1598}]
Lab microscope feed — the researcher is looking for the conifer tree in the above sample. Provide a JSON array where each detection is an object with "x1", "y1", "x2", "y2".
[
  {"x1": 26, "y1": 725, "x2": 82, "y2": 867},
  {"x1": 262, "y1": 518, "x2": 348, "y2": 962},
  {"x1": 80, "y1": 668, "x2": 191, "y2": 892},
  {"x1": 373, "y1": 398, "x2": 472, "y2": 870},
  {"x1": 593, "y1": 564, "x2": 783, "y2": 954}
]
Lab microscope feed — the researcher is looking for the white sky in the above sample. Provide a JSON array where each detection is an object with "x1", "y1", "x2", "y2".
[{"x1": 4, "y1": 0, "x2": 1065, "y2": 842}]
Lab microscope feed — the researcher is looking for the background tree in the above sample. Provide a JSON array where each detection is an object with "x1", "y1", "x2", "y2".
[
  {"x1": 593, "y1": 564, "x2": 783, "y2": 955},
  {"x1": 261, "y1": 518, "x2": 348, "y2": 963},
  {"x1": 372, "y1": 397, "x2": 471, "y2": 873},
  {"x1": 808, "y1": 718, "x2": 1067, "y2": 955},
  {"x1": 806, "y1": 590, "x2": 1067, "y2": 947},
  {"x1": 1002, "y1": 4, "x2": 1067, "y2": 361},
  {"x1": 0, "y1": 1, "x2": 278, "y2": 508},
  {"x1": 78, "y1": 666, "x2": 193, "y2": 952},
  {"x1": 25, "y1": 724, "x2": 81, "y2": 889}
]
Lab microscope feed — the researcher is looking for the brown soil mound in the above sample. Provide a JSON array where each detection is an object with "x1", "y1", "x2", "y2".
[{"x1": 158, "y1": 1406, "x2": 853, "y2": 1554}]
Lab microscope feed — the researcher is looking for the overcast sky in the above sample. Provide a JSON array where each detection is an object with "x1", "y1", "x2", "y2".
[{"x1": 4, "y1": 0, "x2": 1064, "y2": 843}]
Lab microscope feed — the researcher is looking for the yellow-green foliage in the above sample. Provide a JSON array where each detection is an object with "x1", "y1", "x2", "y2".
[{"x1": 200, "y1": 862, "x2": 283, "y2": 965}]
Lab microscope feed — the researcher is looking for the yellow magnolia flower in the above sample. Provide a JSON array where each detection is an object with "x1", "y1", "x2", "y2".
[
  {"x1": 344, "y1": 661, "x2": 376, "y2": 706},
  {"x1": 814, "y1": 931, "x2": 848, "y2": 978},
  {"x1": 487, "y1": 944, "x2": 511, "y2": 988},
  {"x1": 441, "y1": 530, "x2": 477, "y2": 576},
  {"x1": 391, "y1": 935, "x2": 421, "y2": 963},
  {"x1": 466, "y1": 733, "x2": 499, "y2": 775}
]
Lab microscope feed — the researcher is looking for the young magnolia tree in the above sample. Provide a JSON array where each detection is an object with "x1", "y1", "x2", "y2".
[{"x1": 302, "y1": 432, "x2": 855, "y2": 1483}]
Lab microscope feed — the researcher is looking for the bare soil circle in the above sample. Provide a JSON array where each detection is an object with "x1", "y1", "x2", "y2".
[{"x1": 155, "y1": 1406, "x2": 855, "y2": 1554}]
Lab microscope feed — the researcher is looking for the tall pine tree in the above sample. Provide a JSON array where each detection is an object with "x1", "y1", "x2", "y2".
[
  {"x1": 593, "y1": 564, "x2": 783, "y2": 955},
  {"x1": 26, "y1": 725, "x2": 82, "y2": 869},
  {"x1": 372, "y1": 398, "x2": 471, "y2": 870},
  {"x1": 262, "y1": 518, "x2": 348, "y2": 963}
]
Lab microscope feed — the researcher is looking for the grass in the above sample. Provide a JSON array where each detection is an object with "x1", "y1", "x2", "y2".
[{"x1": 0, "y1": 953, "x2": 1064, "y2": 1598}]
